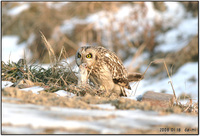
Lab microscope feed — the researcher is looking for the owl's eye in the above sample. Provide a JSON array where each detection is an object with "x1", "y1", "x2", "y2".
[
  {"x1": 77, "y1": 53, "x2": 81, "y2": 58},
  {"x1": 86, "y1": 53, "x2": 92, "y2": 58}
]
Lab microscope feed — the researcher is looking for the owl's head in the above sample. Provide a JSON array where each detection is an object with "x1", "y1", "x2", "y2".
[{"x1": 75, "y1": 46, "x2": 98, "y2": 68}]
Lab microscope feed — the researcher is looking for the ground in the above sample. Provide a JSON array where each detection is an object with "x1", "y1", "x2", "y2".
[{"x1": 1, "y1": 2, "x2": 198, "y2": 134}]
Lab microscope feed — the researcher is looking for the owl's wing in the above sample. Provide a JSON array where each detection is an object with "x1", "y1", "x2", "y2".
[
  {"x1": 100, "y1": 48, "x2": 131, "y2": 90},
  {"x1": 113, "y1": 78, "x2": 131, "y2": 89}
]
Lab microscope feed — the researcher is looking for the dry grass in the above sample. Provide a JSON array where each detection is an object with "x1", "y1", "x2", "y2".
[
  {"x1": 2, "y1": 52, "x2": 198, "y2": 114},
  {"x1": 2, "y1": 2, "x2": 198, "y2": 66},
  {"x1": 2, "y1": 2, "x2": 198, "y2": 114},
  {"x1": 2, "y1": 32, "x2": 103, "y2": 97},
  {"x1": 2, "y1": 2, "x2": 162, "y2": 64},
  {"x1": 136, "y1": 59, "x2": 198, "y2": 114}
]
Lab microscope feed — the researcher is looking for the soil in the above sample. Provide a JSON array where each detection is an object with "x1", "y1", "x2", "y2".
[
  {"x1": 2, "y1": 86, "x2": 197, "y2": 115},
  {"x1": 2, "y1": 86, "x2": 198, "y2": 134}
]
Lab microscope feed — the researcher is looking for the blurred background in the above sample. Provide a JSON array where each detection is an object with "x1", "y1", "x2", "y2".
[{"x1": 2, "y1": 2, "x2": 198, "y2": 99}]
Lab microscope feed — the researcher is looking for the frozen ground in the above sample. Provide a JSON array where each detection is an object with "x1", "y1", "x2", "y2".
[
  {"x1": 129, "y1": 62, "x2": 198, "y2": 101},
  {"x1": 2, "y1": 79, "x2": 198, "y2": 134},
  {"x1": 2, "y1": 100, "x2": 198, "y2": 134},
  {"x1": 2, "y1": 2, "x2": 198, "y2": 134}
]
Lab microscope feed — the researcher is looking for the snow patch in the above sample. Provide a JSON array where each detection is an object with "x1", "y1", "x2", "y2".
[
  {"x1": 55, "y1": 90, "x2": 75, "y2": 97},
  {"x1": 91, "y1": 104, "x2": 116, "y2": 110},
  {"x1": 155, "y1": 17, "x2": 198, "y2": 53},
  {"x1": 20, "y1": 86, "x2": 44, "y2": 94},
  {"x1": 2, "y1": 102, "x2": 198, "y2": 134},
  {"x1": 2, "y1": 81, "x2": 14, "y2": 89},
  {"x1": 2, "y1": 36, "x2": 28, "y2": 63},
  {"x1": 162, "y1": 2, "x2": 185, "y2": 29},
  {"x1": 131, "y1": 62, "x2": 198, "y2": 100},
  {"x1": 7, "y1": 3, "x2": 30, "y2": 16},
  {"x1": 46, "y1": 2, "x2": 68, "y2": 9}
]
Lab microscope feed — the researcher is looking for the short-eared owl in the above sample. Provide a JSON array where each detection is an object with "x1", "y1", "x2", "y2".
[{"x1": 75, "y1": 46, "x2": 131, "y2": 96}]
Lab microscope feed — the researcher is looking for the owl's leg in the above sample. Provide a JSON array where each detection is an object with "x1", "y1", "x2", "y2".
[
  {"x1": 98, "y1": 85, "x2": 111, "y2": 96},
  {"x1": 113, "y1": 84, "x2": 127, "y2": 97},
  {"x1": 120, "y1": 87, "x2": 127, "y2": 97}
]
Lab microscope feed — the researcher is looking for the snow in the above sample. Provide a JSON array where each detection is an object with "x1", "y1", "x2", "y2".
[
  {"x1": 61, "y1": 55, "x2": 75, "y2": 65},
  {"x1": 178, "y1": 18, "x2": 198, "y2": 38},
  {"x1": 3, "y1": 2, "x2": 197, "y2": 66},
  {"x1": 2, "y1": 126, "x2": 43, "y2": 134},
  {"x1": 7, "y1": 3, "x2": 30, "y2": 16},
  {"x1": 60, "y1": 4, "x2": 144, "y2": 40},
  {"x1": 2, "y1": 102, "x2": 198, "y2": 134},
  {"x1": 162, "y1": 2, "x2": 185, "y2": 29},
  {"x1": 59, "y1": 2, "x2": 198, "y2": 54},
  {"x1": 26, "y1": 33, "x2": 36, "y2": 45},
  {"x1": 20, "y1": 86, "x2": 44, "y2": 94},
  {"x1": 155, "y1": 17, "x2": 198, "y2": 53},
  {"x1": 91, "y1": 104, "x2": 116, "y2": 110},
  {"x1": 124, "y1": 52, "x2": 150, "y2": 69},
  {"x1": 2, "y1": 81, "x2": 14, "y2": 89},
  {"x1": 179, "y1": 99, "x2": 193, "y2": 105},
  {"x1": 2, "y1": 2, "x2": 198, "y2": 134},
  {"x1": 6, "y1": 2, "x2": 68, "y2": 16},
  {"x1": 46, "y1": 2, "x2": 68, "y2": 9},
  {"x1": 131, "y1": 62, "x2": 198, "y2": 100},
  {"x1": 39, "y1": 64, "x2": 50, "y2": 69},
  {"x1": 2, "y1": 36, "x2": 28, "y2": 63},
  {"x1": 55, "y1": 90, "x2": 75, "y2": 97},
  {"x1": 60, "y1": 18, "x2": 88, "y2": 35},
  {"x1": 2, "y1": 81, "x2": 76, "y2": 98}
]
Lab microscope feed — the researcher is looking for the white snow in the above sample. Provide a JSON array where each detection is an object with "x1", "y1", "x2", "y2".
[
  {"x1": 39, "y1": 64, "x2": 51, "y2": 69},
  {"x1": 55, "y1": 90, "x2": 75, "y2": 97},
  {"x1": 2, "y1": 126, "x2": 43, "y2": 134},
  {"x1": 20, "y1": 86, "x2": 44, "y2": 94},
  {"x1": 61, "y1": 55, "x2": 75, "y2": 65},
  {"x1": 91, "y1": 104, "x2": 116, "y2": 110},
  {"x1": 2, "y1": 102, "x2": 198, "y2": 134},
  {"x1": 7, "y1": 3, "x2": 30, "y2": 16},
  {"x1": 131, "y1": 62, "x2": 198, "y2": 101},
  {"x1": 2, "y1": 2, "x2": 198, "y2": 134},
  {"x1": 2, "y1": 36, "x2": 28, "y2": 63},
  {"x1": 46, "y1": 2, "x2": 68, "y2": 9},
  {"x1": 60, "y1": 18, "x2": 88, "y2": 35},
  {"x1": 155, "y1": 17, "x2": 198, "y2": 53},
  {"x1": 59, "y1": 2, "x2": 198, "y2": 55},
  {"x1": 124, "y1": 52, "x2": 150, "y2": 70},
  {"x1": 60, "y1": 2, "x2": 195, "y2": 46},
  {"x1": 2, "y1": 82, "x2": 77, "y2": 99},
  {"x1": 2, "y1": 82, "x2": 75, "y2": 98},
  {"x1": 162, "y1": 2, "x2": 185, "y2": 29},
  {"x1": 178, "y1": 17, "x2": 198, "y2": 38},
  {"x1": 2, "y1": 81, "x2": 14, "y2": 89},
  {"x1": 26, "y1": 33, "x2": 36, "y2": 45}
]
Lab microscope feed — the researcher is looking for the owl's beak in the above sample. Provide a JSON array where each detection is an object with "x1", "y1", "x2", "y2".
[
  {"x1": 81, "y1": 59, "x2": 83, "y2": 64},
  {"x1": 81, "y1": 63, "x2": 88, "y2": 68}
]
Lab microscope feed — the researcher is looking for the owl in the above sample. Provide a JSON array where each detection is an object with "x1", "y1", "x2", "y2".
[{"x1": 75, "y1": 46, "x2": 131, "y2": 96}]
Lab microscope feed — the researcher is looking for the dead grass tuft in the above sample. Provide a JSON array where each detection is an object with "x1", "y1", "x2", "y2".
[{"x1": 137, "y1": 59, "x2": 198, "y2": 114}]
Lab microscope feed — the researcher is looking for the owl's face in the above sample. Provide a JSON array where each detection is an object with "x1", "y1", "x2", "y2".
[{"x1": 75, "y1": 46, "x2": 97, "y2": 68}]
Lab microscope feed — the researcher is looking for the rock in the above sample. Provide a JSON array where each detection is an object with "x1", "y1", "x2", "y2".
[{"x1": 142, "y1": 91, "x2": 174, "y2": 108}]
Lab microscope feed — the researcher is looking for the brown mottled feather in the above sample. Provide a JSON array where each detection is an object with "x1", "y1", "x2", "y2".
[{"x1": 95, "y1": 46, "x2": 131, "y2": 89}]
